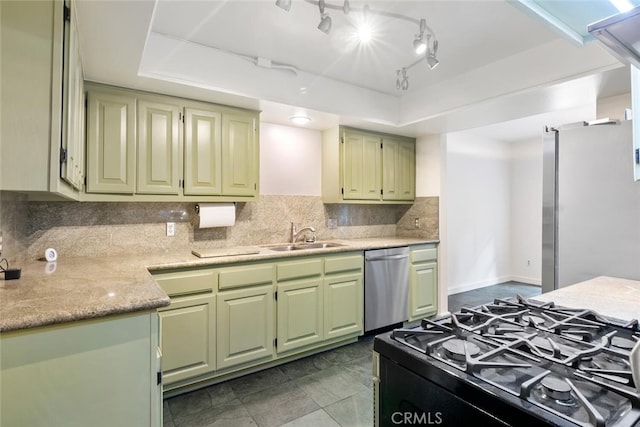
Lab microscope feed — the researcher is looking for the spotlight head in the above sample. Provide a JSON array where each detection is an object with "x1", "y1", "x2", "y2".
[
  {"x1": 413, "y1": 37, "x2": 427, "y2": 55},
  {"x1": 343, "y1": 0, "x2": 351, "y2": 14},
  {"x1": 427, "y1": 54, "x2": 439, "y2": 70},
  {"x1": 275, "y1": 0, "x2": 291, "y2": 12},
  {"x1": 318, "y1": 14, "x2": 332, "y2": 34}
]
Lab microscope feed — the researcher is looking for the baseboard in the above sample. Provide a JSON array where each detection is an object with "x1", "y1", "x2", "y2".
[
  {"x1": 510, "y1": 275, "x2": 541, "y2": 286},
  {"x1": 448, "y1": 275, "x2": 541, "y2": 295},
  {"x1": 448, "y1": 276, "x2": 512, "y2": 295}
]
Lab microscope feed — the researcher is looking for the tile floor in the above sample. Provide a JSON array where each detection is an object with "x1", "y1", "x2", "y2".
[{"x1": 163, "y1": 281, "x2": 541, "y2": 427}]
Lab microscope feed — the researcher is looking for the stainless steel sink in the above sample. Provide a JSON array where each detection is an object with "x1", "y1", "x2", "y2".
[{"x1": 267, "y1": 242, "x2": 344, "y2": 251}]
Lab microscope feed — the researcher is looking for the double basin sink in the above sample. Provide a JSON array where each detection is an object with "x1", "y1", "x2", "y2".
[{"x1": 266, "y1": 242, "x2": 345, "y2": 252}]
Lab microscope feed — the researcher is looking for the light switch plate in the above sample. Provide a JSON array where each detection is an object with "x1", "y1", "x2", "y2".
[{"x1": 166, "y1": 222, "x2": 176, "y2": 237}]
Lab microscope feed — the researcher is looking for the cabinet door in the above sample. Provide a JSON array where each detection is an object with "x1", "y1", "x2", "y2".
[
  {"x1": 409, "y1": 262, "x2": 438, "y2": 320},
  {"x1": 383, "y1": 138, "x2": 415, "y2": 201},
  {"x1": 324, "y1": 272, "x2": 363, "y2": 340},
  {"x1": 1, "y1": 312, "x2": 156, "y2": 427},
  {"x1": 221, "y1": 112, "x2": 257, "y2": 196},
  {"x1": 342, "y1": 130, "x2": 381, "y2": 200},
  {"x1": 137, "y1": 101, "x2": 181, "y2": 194},
  {"x1": 86, "y1": 91, "x2": 136, "y2": 194},
  {"x1": 217, "y1": 285, "x2": 274, "y2": 370},
  {"x1": 276, "y1": 278, "x2": 323, "y2": 354},
  {"x1": 184, "y1": 107, "x2": 222, "y2": 195},
  {"x1": 61, "y1": 0, "x2": 84, "y2": 191},
  {"x1": 159, "y1": 293, "x2": 216, "y2": 385}
]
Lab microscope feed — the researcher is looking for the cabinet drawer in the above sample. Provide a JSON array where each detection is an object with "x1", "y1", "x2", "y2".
[
  {"x1": 324, "y1": 254, "x2": 363, "y2": 275},
  {"x1": 218, "y1": 264, "x2": 273, "y2": 290},
  {"x1": 411, "y1": 247, "x2": 437, "y2": 263},
  {"x1": 277, "y1": 259, "x2": 323, "y2": 281},
  {"x1": 153, "y1": 269, "x2": 217, "y2": 297}
]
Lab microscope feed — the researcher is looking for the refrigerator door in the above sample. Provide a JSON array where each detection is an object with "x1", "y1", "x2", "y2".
[
  {"x1": 555, "y1": 121, "x2": 640, "y2": 288},
  {"x1": 541, "y1": 128, "x2": 558, "y2": 294}
]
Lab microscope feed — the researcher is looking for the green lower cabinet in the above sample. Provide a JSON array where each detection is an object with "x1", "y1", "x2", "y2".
[
  {"x1": 216, "y1": 285, "x2": 275, "y2": 370},
  {"x1": 158, "y1": 293, "x2": 216, "y2": 385},
  {"x1": 276, "y1": 277, "x2": 324, "y2": 354},
  {"x1": 0, "y1": 312, "x2": 159, "y2": 427},
  {"x1": 324, "y1": 272, "x2": 363, "y2": 339},
  {"x1": 409, "y1": 262, "x2": 438, "y2": 319}
]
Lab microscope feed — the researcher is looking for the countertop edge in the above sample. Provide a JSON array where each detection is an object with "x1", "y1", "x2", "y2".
[{"x1": 0, "y1": 238, "x2": 437, "y2": 333}]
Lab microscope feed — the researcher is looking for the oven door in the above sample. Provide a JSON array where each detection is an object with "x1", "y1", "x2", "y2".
[{"x1": 376, "y1": 353, "x2": 510, "y2": 426}]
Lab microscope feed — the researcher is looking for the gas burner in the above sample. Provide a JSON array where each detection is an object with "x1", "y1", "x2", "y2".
[
  {"x1": 522, "y1": 314, "x2": 545, "y2": 326},
  {"x1": 442, "y1": 339, "x2": 480, "y2": 361},
  {"x1": 610, "y1": 336, "x2": 636, "y2": 350},
  {"x1": 540, "y1": 376, "x2": 572, "y2": 402}
]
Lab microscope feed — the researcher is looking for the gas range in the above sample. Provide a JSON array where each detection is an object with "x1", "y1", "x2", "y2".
[{"x1": 373, "y1": 296, "x2": 640, "y2": 427}]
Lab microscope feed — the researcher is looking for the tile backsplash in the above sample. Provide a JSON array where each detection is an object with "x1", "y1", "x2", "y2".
[{"x1": 0, "y1": 192, "x2": 438, "y2": 260}]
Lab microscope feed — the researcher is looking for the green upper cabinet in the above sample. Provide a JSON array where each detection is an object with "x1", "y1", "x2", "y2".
[
  {"x1": 0, "y1": 0, "x2": 81, "y2": 200},
  {"x1": 342, "y1": 130, "x2": 382, "y2": 200},
  {"x1": 321, "y1": 126, "x2": 415, "y2": 204},
  {"x1": 86, "y1": 90, "x2": 137, "y2": 194},
  {"x1": 137, "y1": 100, "x2": 181, "y2": 195},
  {"x1": 84, "y1": 84, "x2": 259, "y2": 201},
  {"x1": 60, "y1": 0, "x2": 85, "y2": 192},
  {"x1": 382, "y1": 137, "x2": 415, "y2": 201},
  {"x1": 184, "y1": 107, "x2": 222, "y2": 196},
  {"x1": 222, "y1": 113, "x2": 258, "y2": 196}
]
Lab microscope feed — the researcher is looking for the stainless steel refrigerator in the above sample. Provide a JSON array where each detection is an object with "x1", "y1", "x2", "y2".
[{"x1": 542, "y1": 119, "x2": 640, "y2": 293}]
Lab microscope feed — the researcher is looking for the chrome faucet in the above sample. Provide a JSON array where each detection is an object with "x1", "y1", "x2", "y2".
[{"x1": 290, "y1": 222, "x2": 316, "y2": 243}]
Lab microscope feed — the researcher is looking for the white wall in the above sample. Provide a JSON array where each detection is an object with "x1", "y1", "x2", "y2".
[
  {"x1": 509, "y1": 138, "x2": 542, "y2": 285},
  {"x1": 259, "y1": 122, "x2": 321, "y2": 196},
  {"x1": 416, "y1": 134, "x2": 441, "y2": 197},
  {"x1": 444, "y1": 133, "x2": 513, "y2": 295}
]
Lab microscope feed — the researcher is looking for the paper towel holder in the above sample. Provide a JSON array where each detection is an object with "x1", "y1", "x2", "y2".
[{"x1": 195, "y1": 202, "x2": 236, "y2": 214}]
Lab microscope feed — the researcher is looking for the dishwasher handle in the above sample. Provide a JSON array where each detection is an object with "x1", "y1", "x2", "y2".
[{"x1": 366, "y1": 254, "x2": 409, "y2": 262}]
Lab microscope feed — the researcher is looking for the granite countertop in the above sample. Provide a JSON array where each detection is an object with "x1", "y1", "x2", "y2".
[
  {"x1": 535, "y1": 276, "x2": 640, "y2": 321},
  {"x1": 0, "y1": 237, "x2": 437, "y2": 333}
]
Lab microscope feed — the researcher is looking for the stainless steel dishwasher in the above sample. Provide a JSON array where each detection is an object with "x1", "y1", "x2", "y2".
[{"x1": 364, "y1": 246, "x2": 410, "y2": 332}]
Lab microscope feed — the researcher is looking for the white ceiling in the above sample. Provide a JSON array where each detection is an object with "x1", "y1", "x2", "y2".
[{"x1": 74, "y1": 0, "x2": 632, "y2": 140}]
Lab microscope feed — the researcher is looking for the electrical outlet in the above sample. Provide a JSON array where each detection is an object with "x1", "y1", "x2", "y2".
[
  {"x1": 414, "y1": 218, "x2": 420, "y2": 228},
  {"x1": 166, "y1": 222, "x2": 176, "y2": 237},
  {"x1": 527, "y1": 260, "x2": 531, "y2": 266},
  {"x1": 327, "y1": 218, "x2": 338, "y2": 229}
]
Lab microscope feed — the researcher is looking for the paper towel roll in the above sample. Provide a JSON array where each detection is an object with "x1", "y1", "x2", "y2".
[{"x1": 197, "y1": 203, "x2": 236, "y2": 228}]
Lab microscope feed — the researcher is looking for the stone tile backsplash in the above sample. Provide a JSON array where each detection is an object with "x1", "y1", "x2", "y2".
[{"x1": 0, "y1": 192, "x2": 438, "y2": 260}]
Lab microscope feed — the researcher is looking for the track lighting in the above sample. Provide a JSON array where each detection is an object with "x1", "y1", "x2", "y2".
[
  {"x1": 317, "y1": 0, "x2": 332, "y2": 34},
  {"x1": 343, "y1": 0, "x2": 351, "y2": 14},
  {"x1": 413, "y1": 37, "x2": 427, "y2": 55},
  {"x1": 413, "y1": 19, "x2": 427, "y2": 54},
  {"x1": 426, "y1": 54, "x2": 439, "y2": 70},
  {"x1": 275, "y1": 0, "x2": 291, "y2": 12},
  {"x1": 318, "y1": 14, "x2": 332, "y2": 34},
  {"x1": 275, "y1": 1, "x2": 440, "y2": 90},
  {"x1": 396, "y1": 68, "x2": 409, "y2": 90}
]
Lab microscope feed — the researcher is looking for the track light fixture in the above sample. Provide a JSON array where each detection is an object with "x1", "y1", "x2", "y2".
[
  {"x1": 396, "y1": 68, "x2": 409, "y2": 91},
  {"x1": 317, "y1": 0, "x2": 332, "y2": 34},
  {"x1": 413, "y1": 19, "x2": 427, "y2": 55},
  {"x1": 275, "y1": 0, "x2": 439, "y2": 91},
  {"x1": 275, "y1": 0, "x2": 292, "y2": 12},
  {"x1": 426, "y1": 35, "x2": 439, "y2": 70},
  {"x1": 342, "y1": 0, "x2": 351, "y2": 14}
]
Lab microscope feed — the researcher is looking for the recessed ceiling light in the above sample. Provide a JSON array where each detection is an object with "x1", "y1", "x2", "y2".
[{"x1": 290, "y1": 115, "x2": 311, "y2": 125}]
